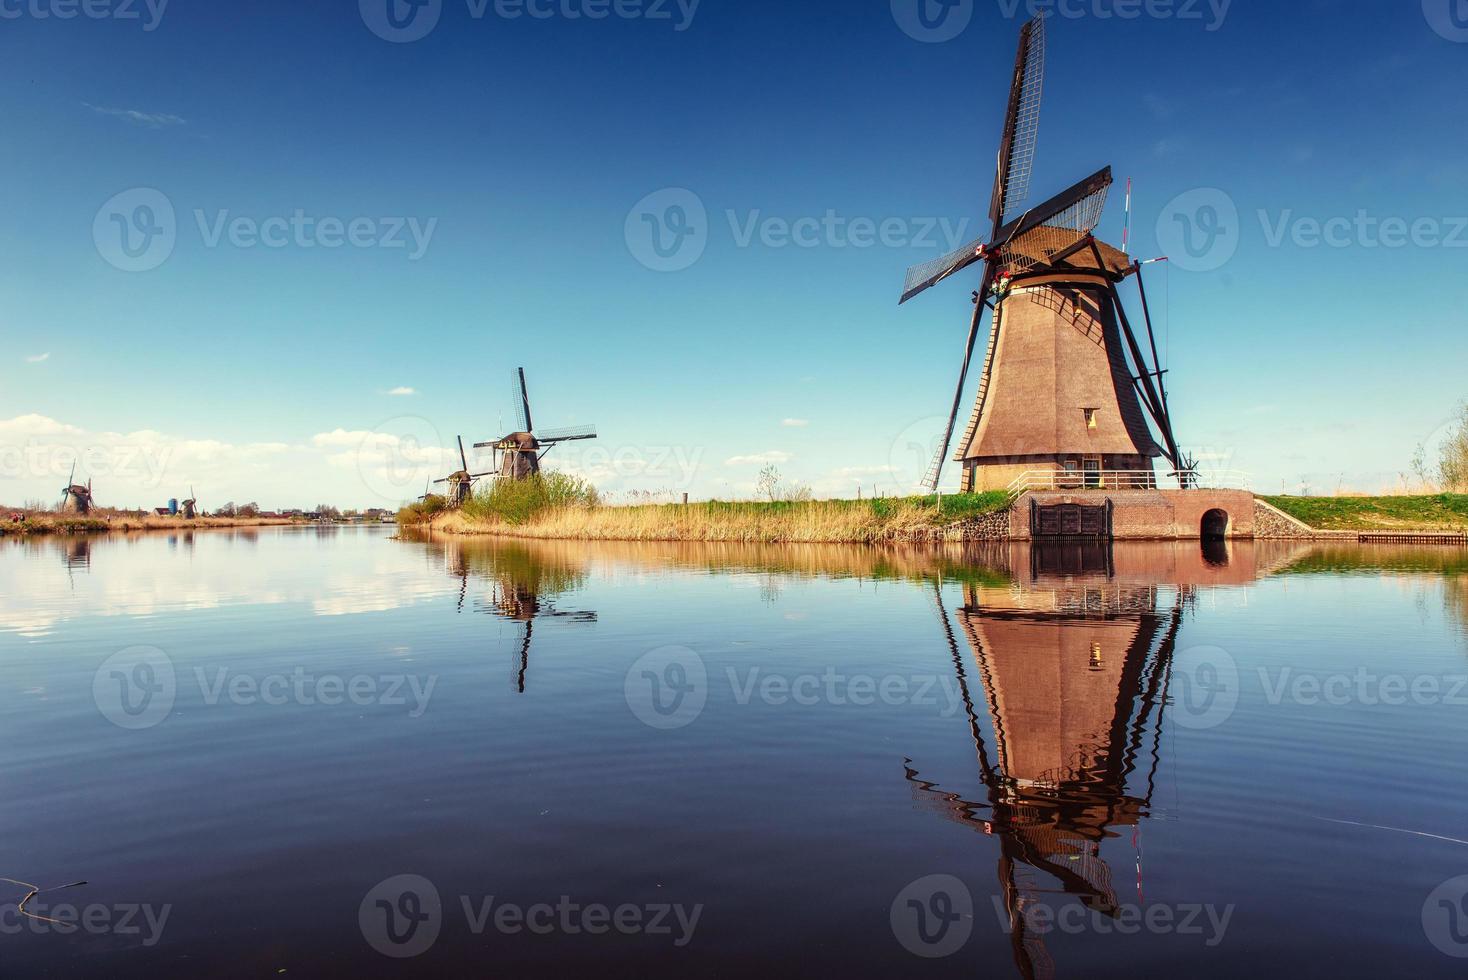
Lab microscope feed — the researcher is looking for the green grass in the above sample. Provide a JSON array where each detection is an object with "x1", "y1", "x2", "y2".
[
  {"x1": 461, "y1": 472, "x2": 600, "y2": 526},
  {"x1": 396, "y1": 495, "x2": 448, "y2": 526},
  {"x1": 689, "y1": 491, "x2": 1012, "y2": 524},
  {"x1": 1261, "y1": 494, "x2": 1468, "y2": 530}
]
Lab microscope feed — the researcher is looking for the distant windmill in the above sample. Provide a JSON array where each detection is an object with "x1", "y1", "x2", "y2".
[
  {"x1": 59, "y1": 463, "x2": 93, "y2": 514},
  {"x1": 433, "y1": 436, "x2": 495, "y2": 506},
  {"x1": 474, "y1": 368, "x2": 597, "y2": 481},
  {"x1": 181, "y1": 487, "x2": 198, "y2": 519}
]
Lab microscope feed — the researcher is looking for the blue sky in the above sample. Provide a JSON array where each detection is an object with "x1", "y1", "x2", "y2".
[{"x1": 3, "y1": 0, "x2": 1466, "y2": 508}]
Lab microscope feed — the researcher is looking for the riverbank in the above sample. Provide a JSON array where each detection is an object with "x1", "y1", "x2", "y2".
[
  {"x1": 1260, "y1": 494, "x2": 1468, "y2": 531},
  {"x1": 406, "y1": 492, "x2": 1468, "y2": 544},
  {"x1": 0, "y1": 515, "x2": 302, "y2": 537},
  {"x1": 414, "y1": 494, "x2": 1013, "y2": 544}
]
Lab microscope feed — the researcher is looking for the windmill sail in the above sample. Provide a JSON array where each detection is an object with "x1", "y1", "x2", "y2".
[
  {"x1": 537, "y1": 424, "x2": 597, "y2": 443},
  {"x1": 992, "y1": 15, "x2": 1046, "y2": 227},
  {"x1": 511, "y1": 368, "x2": 531, "y2": 433}
]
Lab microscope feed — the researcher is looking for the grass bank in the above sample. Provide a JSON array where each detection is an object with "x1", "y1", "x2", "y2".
[
  {"x1": 0, "y1": 515, "x2": 300, "y2": 537},
  {"x1": 1260, "y1": 494, "x2": 1468, "y2": 531},
  {"x1": 413, "y1": 491, "x2": 1013, "y2": 544}
]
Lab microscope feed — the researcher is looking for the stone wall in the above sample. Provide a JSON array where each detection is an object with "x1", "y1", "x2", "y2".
[
  {"x1": 1009, "y1": 489, "x2": 1257, "y2": 540},
  {"x1": 950, "y1": 505, "x2": 1015, "y2": 541}
]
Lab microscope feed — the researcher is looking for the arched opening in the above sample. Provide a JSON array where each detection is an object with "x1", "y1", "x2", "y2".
[{"x1": 1201, "y1": 509, "x2": 1229, "y2": 540}]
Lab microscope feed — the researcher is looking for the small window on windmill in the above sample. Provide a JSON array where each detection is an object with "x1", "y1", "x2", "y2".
[{"x1": 1084, "y1": 408, "x2": 1099, "y2": 430}]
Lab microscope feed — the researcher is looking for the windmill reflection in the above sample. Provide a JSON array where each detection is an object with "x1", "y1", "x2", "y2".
[
  {"x1": 439, "y1": 539, "x2": 596, "y2": 693},
  {"x1": 909, "y1": 543, "x2": 1188, "y2": 980}
]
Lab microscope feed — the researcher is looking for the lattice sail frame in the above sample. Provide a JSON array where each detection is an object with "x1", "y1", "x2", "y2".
[
  {"x1": 998, "y1": 14, "x2": 1046, "y2": 223},
  {"x1": 995, "y1": 181, "x2": 1110, "y2": 273}
]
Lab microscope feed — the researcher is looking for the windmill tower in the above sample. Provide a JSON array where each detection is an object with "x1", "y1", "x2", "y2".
[
  {"x1": 433, "y1": 436, "x2": 495, "y2": 507},
  {"x1": 900, "y1": 17, "x2": 1192, "y2": 494},
  {"x1": 474, "y1": 368, "x2": 597, "y2": 481},
  {"x1": 181, "y1": 487, "x2": 198, "y2": 519},
  {"x1": 59, "y1": 463, "x2": 93, "y2": 514}
]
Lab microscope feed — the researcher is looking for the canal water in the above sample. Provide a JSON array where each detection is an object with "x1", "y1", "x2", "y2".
[{"x1": 2, "y1": 527, "x2": 1467, "y2": 977}]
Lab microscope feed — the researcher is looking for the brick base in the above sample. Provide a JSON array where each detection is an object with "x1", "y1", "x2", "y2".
[{"x1": 1010, "y1": 489, "x2": 1257, "y2": 540}]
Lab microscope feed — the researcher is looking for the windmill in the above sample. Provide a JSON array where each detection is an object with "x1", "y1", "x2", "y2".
[
  {"x1": 181, "y1": 487, "x2": 198, "y2": 519},
  {"x1": 59, "y1": 463, "x2": 93, "y2": 515},
  {"x1": 900, "y1": 16, "x2": 1193, "y2": 494},
  {"x1": 473, "y1": 368, "x2": 597, "y2": 481},
  {"x1": 433, "y1": 436, "x2": 495, "y2": 507}
]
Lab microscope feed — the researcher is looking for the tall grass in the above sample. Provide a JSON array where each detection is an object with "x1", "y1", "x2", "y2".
[
  {"x1": 397, "y1": 494, "x2": 448, "y2": 526},
  {"x1": 436, "y1": 489, "x2": 1011, "y2": 543},
  {"x1": 460, "y1": 472, "x2": 600, "y2": 526}
]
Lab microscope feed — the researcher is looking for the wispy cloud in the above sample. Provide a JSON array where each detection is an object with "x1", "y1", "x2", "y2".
[
  {"x1": 781, "y1": 418, "x2": 808, "y2": 428},
  {"x1": 386, "y1": 386, "x2": 416, "y2": 396},
  {"x1": 725, "y1": 450, "x2": 793, "y2": 466},
  {"x1": 83, "y1": 103, "x2": 187, "y2": 128},
  {"x1": 832, "y1": 465, "x2": 897, "y2": 478},
  {"x1": 25, "y1": 352, "x2": 50, "y2": 363}
]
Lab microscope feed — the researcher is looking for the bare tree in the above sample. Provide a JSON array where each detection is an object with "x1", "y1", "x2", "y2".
[
  {"x1": 1414, "y1": 401, "x2": 1468, "y2": 492},
  {"x1": 756, "y1": 464, "x2": 780, "y2": 503}
]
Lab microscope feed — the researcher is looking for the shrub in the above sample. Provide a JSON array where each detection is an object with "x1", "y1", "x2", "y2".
[
  {"x1": 461, "y1": 472, "x2": 599, "y2": 526},
  {"x1": 397, "y1": 494, "x2": 448, "y2": 525}
]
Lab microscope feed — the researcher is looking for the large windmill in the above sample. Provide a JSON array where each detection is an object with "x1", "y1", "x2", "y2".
[
  {"x1": 900, "y1": 16, "x2": 1192, "y2": 494},
  {"x1": 59, "y1": 463, "x2": 93, "y2": 515},
  {"x1": 181, "y1": 486, "x2": 198, "y2": 519},
  {"x1": 474, "y1": 368, "x2": 597, "y2": 481},
  {"x1": 433, "y1": 436, "x2": 495, "y2": 506}
]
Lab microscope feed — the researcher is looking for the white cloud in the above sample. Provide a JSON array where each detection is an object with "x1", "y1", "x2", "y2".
[
  {"x1": 83, "y1": 103, "x2": 186, "y2": 128},
  {"x1": 781, "y1": 418, "x2": 809, "y2": 428},
  {"x1": 387, "y1": 386, "x2": 416, "y2": 396},
  {"x1": 25, "y1": 352, "x2": 49, "y2": 363},
  {"x1": 725, "y1": 451, "x2": 793, "y2": 466}
]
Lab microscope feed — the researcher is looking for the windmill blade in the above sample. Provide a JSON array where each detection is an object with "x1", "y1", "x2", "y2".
[
  {"x1": 457, "y1": 435, "x2": 469, "y2": 473},
  {"x1": 68, "y1": 461, "x2": 76, "y2": 487},
  {"x1": 537, "y1": 424, "x2": 597, "y2": 443},
  {"x1": 900, "y1": 236, "x2": 988, "y2": 305},
  {"x1": 512, "y1": 367, "x2": 533, "y2": 433},
  {"x1": 993, "y1": 166, "x2": 1113, "y2": 272},
  {"x1": 924, "y1": 264, "x2": 999, "y2": 492},
  {"x1": 990, "y1": 15, "x2": 1046, "y2": 229}
]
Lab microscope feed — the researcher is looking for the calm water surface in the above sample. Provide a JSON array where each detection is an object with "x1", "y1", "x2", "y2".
[{"x1": 3, "y1": 527, "x2": 1468, "y2": 977}]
